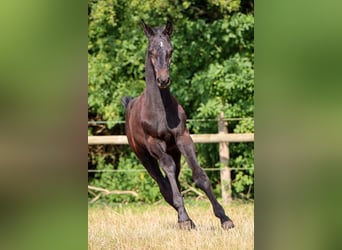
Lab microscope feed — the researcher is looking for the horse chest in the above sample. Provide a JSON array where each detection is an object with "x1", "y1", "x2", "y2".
[
  {"x1": 141, "y1": 114, "x2": 179, "y2": 141},
  {"x1": 146, "y1": 119, "x2": 169, "y2": 136}
]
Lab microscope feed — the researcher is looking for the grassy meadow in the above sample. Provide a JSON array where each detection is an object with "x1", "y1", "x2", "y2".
[{"x1": 88, "y1": 200, "x2": 254, "y2": 250}]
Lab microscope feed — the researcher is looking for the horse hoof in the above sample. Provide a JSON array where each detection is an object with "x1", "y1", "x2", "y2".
[
  {"x1": 178, "y1": 220, "x2": 196, "y2": 230},
  {"x1": 222, "y1": 220, "x2": 235, "y2": 230}
]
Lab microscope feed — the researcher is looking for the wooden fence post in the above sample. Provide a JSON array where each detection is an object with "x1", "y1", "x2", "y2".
[{"x1": 218, "y1": 112, "x2": 232, "y2": 203}]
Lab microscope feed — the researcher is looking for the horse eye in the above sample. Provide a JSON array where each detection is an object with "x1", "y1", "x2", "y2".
[{"x1": 149, "y1": 49, "x2": 156, "y2": 54}]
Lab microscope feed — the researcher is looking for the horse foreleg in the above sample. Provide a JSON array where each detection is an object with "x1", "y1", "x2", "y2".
[
  {"x1": 146, "y1": 137, "x2": 195, "y2": 230},
  {"x1": 176, "y1": 132, "x2": 235, "y2": 229},
  {"x1": 136, "y1": 152, "x2": 176, "y2": 209}
]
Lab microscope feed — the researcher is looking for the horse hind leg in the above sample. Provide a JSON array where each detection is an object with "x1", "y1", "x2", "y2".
[{"x1": 169, "y1": 148, "x2": 182, "y2": 190}]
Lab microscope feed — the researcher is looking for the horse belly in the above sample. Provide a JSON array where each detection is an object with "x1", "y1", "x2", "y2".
[{"x1": 126, "y1": 107, "x2": 147, "y2": 153}]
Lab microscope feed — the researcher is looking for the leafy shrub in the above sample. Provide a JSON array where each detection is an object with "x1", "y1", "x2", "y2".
[{"x1": 88, "y1": 0, "x2": 254, "y2": 203}]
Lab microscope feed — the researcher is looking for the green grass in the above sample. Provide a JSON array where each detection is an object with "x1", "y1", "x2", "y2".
[{"x1": 88, "y1": 200, "x2": 254, "y2": 250}]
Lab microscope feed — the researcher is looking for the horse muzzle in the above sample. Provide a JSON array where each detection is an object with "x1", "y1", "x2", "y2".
[{"x1": 156, "y1": 77, "x2": 171, "y2": 89}]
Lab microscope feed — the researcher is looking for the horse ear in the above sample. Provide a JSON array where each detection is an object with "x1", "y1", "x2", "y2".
[
  {"x1": 163, "y1": 20, "x2": 173, "y2": 37},
  {"x1": 141, "y1": 19, "x2": 154, "y2": 38}
]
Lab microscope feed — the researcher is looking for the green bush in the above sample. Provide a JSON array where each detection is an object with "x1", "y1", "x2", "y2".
[{"x1": 88, "y1": 0, "x2": 254, "y2": 203}]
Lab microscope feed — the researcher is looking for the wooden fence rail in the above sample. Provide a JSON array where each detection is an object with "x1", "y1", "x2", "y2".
[
  {"x1": 88, "y1": 133, "x2": 254, "y2": 145},
  {"x1": 88, "y1": 113, "x2": 254, "y2": 204}
]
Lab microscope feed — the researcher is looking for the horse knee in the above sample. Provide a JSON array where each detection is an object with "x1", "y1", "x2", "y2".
[
  {"x1": 193, "y1": 169, "x2": 211, "y2": 189},
  {"x1": 160, "y1": 155, "x2": 176, "y2": 174}
]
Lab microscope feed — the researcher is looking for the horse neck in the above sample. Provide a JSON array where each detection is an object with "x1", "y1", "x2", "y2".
[{"x1": 144, "y1": 54, "x2": 172, "y2": 109}]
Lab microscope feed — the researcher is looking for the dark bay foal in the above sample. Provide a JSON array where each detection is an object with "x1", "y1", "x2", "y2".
[{"x1": 122, "y1": 20, "x2": 234, "y2": 230}]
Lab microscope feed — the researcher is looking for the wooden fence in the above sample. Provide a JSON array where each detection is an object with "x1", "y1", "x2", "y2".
[
  {"x1": 88, "y1": 133, "x2": 254, "y2": 145},
  {"x1": 88, "y1": 113, "x2": 254, "y2": 203}
]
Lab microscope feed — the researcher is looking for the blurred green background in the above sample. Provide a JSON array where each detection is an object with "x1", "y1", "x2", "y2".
[
  {"x1": 0, "y1": 1, "x2": 87, "y2": 250},
  {"x1": 256, "y1": 1, "x2": 342, "y2": 250}
]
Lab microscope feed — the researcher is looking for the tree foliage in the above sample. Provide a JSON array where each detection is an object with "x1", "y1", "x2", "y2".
[{"x1": 88, "y1": 0, "x2": 254, "y2": 202}]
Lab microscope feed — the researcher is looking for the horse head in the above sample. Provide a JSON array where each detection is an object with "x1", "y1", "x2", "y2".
[{"x1": 141, "y1": 20, "x2": 173, "y2": 89}]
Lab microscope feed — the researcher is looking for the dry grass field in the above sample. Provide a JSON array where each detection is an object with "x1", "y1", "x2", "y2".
[{"x1": 88, "y1": 200, "x2": 254, "y2": 250}]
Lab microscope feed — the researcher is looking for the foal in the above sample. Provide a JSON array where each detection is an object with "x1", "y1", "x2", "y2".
[{"x1": 122, "y1": 20, "x2": 234, "y2": 230}]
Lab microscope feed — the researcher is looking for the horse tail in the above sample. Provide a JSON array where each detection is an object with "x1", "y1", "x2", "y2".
[{"x1": 121, "y1": 96, "x2": 133, "y2": 109}]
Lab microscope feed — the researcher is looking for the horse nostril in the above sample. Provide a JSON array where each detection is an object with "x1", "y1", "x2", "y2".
[
  {"x1": 157, "y1": 77, "x2": 169, "y2": 84},
  {"x1": 156, "y1": 75, "x2": 170, "y2": 88},
  {"x1": 162, "y1": 78, "x2": 170, "y2": 86},
  {"x1": 161, "y1": 77, "x2": 169, "y2": 85}
]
